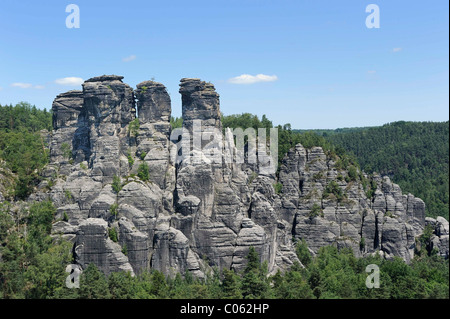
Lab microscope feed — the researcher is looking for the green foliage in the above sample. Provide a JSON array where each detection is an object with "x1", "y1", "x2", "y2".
[
  {"x1": 273, "y1": 183, "x2": 283, "y2": 194},
  {"x1": 28, "y1": 200, "x2": 56, "y2": 238},
  {"x1": 222, "y1": 113, "x2": 273, "y2": 133},
  {"x1": 149, "y1": 270, "x2": 168, "y2": 298},
  {"x1": 170, "y1": 116, "x2": 183, "y2": 129},
  {"x1": 328, "y1": 121, "x2": 449, "y2": 219},
  {"x1": 128, "y1": 118, "x2": 140, "y2": 137},
  {"x1": 0, "y1": 103, "x2": 52, "y2": 200},
  {"x1": 248, "y1": 171, "x2": 258, "y2": 185},
  {"x1": 365, "y1": 178, "x2": 378, "y2": 199},
  {"x1": 108, "y1": 227, "x2": 118, "y2": 242},
  {"x1": 323, "y1": 180, "x2": 346, "y2": 202},
  {"x1": 0, "y1": 201, "x2": 77, "y2": 299},
  {"x1": 271, "y1": 267, "x2": 315, "y2": 299},
  {"x1": 359, "y1": 237, "x2": 365, "y2": 251},
  {"x1": 241, "y1": 247, "x2": 271, "y2": 299},
  {"x1": 64, "y1": 190, "x2": 73, "y2": 202},
  {"x1": 348, "y1": 166, "x2": 358, "y2": 181},
  {"x1": 137, "y1": 161, "x2": 150, "y2": 181},
  {"x1": 140, "y1": 152, "x2": 147, "y2": 160},
  {"x1": 0, "y1": 102, "x2": 52, "y2": 132},
  {"x1": 78, "y1": 263, "x2": 112, "y2": 299},
  {"x1": 416, "y1": 224, "x2": 435, "y2": 256},
  {"x1": 313, "y1": 172, "x2": 324, "y2": 180},
  {"x1": 108, "y1": 271, "x2": 137, "y2": 299},
  {"x1": 127, "y1": 150, "x2": 134, "y2": 168},
  {"x1": 112, "y1": 175, "x2": 122, "y2": 194},
  {"x1": 60, "y1": 143, "x2": 72, "y2": 160},
  {"x1": 309, "y1": 203, "x2": 323, "y2": 218},
  {"x1": 122, "y1": 243, "x2": 128, "y2": 256},
  {"x1": 221, "y1": 269, "x2": 242, "y2": 299},
  {"x1": 296, "y1": 239, "x2": 312, "y2": 267},
  {"x1": 0, "y1": 203, "x2": 14, "y2": 242},
  {"x1": 385, "y1": 211, "x2": 394, "y2": 218},
  {"x1": 23, "y1": 240, "x2": 73, "y2": 299},
  {"x1": 110, "y1": 203, "x2": 119, "y2": 219}
]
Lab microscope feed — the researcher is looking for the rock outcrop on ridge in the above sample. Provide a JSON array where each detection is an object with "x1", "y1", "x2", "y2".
[{"x1": 31, "y1": 75, "x2": 448, "y2": 278}]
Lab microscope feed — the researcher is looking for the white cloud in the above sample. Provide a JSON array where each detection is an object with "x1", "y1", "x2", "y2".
[
  {"x1": 122, "y1": 55, "x2": 137, "y2": 62},
  {"x1": 228, "y1": 74, "x2": 278, "y2": 84},
  {"x1": 367, "y1": 70, "x2": 376, "y2": 74},
  {"x1": 55, "y1": 77, "x2": 84, "y2": 86},
  {"x1": 393, "y1": 47, "x2": 402, "y2": 52},
  {"x1": 11, "y1": 82, "x2": 33, "y2": 89},
  {"x1": 34, "y1": 85, "x2": 45, "y2": 89}
]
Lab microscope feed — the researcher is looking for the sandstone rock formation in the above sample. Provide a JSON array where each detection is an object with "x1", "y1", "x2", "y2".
[
  {"x1": 425, "y1": 216, "x2": 449, "y2": 259},
  {"x1": 35, "y1": 75, "x2": 448, "y2": 278}
]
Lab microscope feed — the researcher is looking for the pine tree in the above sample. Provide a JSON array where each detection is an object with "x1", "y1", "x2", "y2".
[
  {"x1": 78, "y1": 263, "x2": 111, "y2": 299},
  {"x1": 241, "y1": 247, "x2": 270, "y2": 299},
  {"x1": 221, "y1": 269, "x2": 242, "y2": 299}
]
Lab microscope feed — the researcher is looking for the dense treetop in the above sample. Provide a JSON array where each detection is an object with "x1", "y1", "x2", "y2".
[{"x1": 0, "y1": 103, "x2": 52, "y2": 199}]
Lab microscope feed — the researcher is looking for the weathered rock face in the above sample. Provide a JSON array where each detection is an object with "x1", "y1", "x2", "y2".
[
  {"x1": 179, "y1": 78, "x2": 222, "y2": 134},
  {"x1": 42, "y1": 75, "x2": 447, "y2": 278},
  {"x1": 135, "y1": 81, "x2": 171, "y2": 124},
  {"x1": 134, "y1": 80, "x2": 173, "y2": 191},
  {"x1": 278, "y1": 145, "x2": 430, "y2": 263},
  {"x1": 83, "y1": 75, "x2": 136, "y2": 180},
  {"x1": 52, "y1": 90, "x2": 84, "y2": 131},
  {"x1": 74, "y1": 218, "x2": 135, "y2": 276},
  {"x1": 425, "y1": 217, "x2": 449, "y2": 259},
  {"x1": 49, "y1": 91, "x2": 84, "y2": 175}
]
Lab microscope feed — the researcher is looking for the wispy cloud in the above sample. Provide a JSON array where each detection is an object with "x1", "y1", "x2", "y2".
[
  {"x1": 228, "y1": 74, "x2": 278, "y2": 84},
  {"x1": 393, "y1": 47, "x2": 402, "y2": 53},
  {"x1": 122, "y1": 55, "x2": 137, "y2": 62},
  {"x1": 11, "y1": 82, "x2": 33, "y2": 89},
  {"x1": 367, "y1": 70, "x2": 377, "y2": 74},
  {"x1": 55, "y1": 77, "x2": 84, "y2": 86},
  {"x1": 11, "y1": 82, "x2": 46, "y2": 89}
]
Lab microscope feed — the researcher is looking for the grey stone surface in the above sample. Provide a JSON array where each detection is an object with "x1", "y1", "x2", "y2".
[
  {"x1": 426, "y1": 216, "x2": 449, "y2": 258},
  {"x1": 44, "y1": 75, "x2": 447, "y2": 279},
  {"x1": 74, "y1": 218, "x2": 134, "y2": 276},
  {"x1": 135, "y1": 81, "x2": 171, "y2": 123}
]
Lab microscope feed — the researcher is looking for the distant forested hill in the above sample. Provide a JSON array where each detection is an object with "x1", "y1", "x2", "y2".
[
  {"x1": 293, "y1": 126, "x2": 371, "y2": 136},
  {"x1": 323, "y1": 121, "x2": 449, "y2": 220},
  {"x1": 0, "y1": 102, "x2": 52, "y2": 199}
]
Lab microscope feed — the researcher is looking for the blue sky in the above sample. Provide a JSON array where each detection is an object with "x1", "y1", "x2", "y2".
[{"x1": 0, "y1": 0, "x2": 448, "y2": 129}]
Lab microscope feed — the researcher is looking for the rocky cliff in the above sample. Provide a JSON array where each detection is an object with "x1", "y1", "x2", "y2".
[{"x1": 32, "y1": 75, "x2": 448, "y2": 278}]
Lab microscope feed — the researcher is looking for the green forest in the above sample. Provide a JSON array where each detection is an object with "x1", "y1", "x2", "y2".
[
  {"x1": 0, "y1": 104, "x2": 449, "y2": 299},
  {"x1": 0, "y1": 103, "x2": 52, "y2": 200}
]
